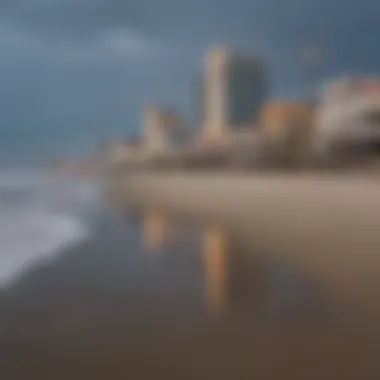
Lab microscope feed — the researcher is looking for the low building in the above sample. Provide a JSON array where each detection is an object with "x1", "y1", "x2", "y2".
[
  {"x1": 102, "y1": 137, "x2": 148, "y2": 170},
  {"x1": 316, "y1": 77, "x2": 380, "y2": 155},
  {"x1": 144, "y1": 106, "x2": 187, "y2": 153},
  {"x1": 260, "y1": 101, "x2": 315, "y2": 167},
  {"x1": 260, "y1": 101, "x2": 314, "y2": 141}
]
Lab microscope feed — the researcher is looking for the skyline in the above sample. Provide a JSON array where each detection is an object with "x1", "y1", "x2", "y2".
[{"x1": 1, "y1": 0, "x2": 380, "y2": 162}]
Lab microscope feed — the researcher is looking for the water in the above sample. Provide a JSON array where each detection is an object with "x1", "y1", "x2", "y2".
[
  {"x1": 0, "y1": 171, "x2": 379, "y2": 379},
  {"x1": 0, "y1": 169, "x2": 99, "y2": 286}
]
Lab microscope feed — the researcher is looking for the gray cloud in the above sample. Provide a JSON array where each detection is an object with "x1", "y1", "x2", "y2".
[
  {"x1": 1, "y1": 0, "x2": 376, "y2": 43},
  {"x1": 1, "y1": 0, "x2": 145, "y2": 41},
  {"x1": 1, "y1": 0, "x2": 380, "y2": 163}
]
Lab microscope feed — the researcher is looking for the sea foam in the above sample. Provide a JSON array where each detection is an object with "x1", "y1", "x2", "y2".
[{"x1": 0, "y1": 169, "x2": 99, "y2": 286}]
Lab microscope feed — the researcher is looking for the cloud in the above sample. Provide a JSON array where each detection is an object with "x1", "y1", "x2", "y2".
[
  {"x1": 57, "y1": 28, "x2": 165, "y2": 67},
  {"x1": 0, "y1": 8, "x2": 168, "y2": 162},
  {"x1": 0, "y1": 20, "x2": 46, "y2": 58},
  {"x1": 100, "y1": 28, "x2": 161, "y2": 58},
  {"x1": 1, "y1": 0, "x2": 380, "y2": 162},
  {"x1": 0, "y1": 0, "x2": 143, "y2": 40}
]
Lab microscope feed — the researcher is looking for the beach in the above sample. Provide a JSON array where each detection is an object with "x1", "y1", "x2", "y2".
[
  {"x1": 118, "y1": 171, "x2": 380, "y2": 321},
  {"x1": 1, "y1": 170, "x2": 380, "y2": 379}
]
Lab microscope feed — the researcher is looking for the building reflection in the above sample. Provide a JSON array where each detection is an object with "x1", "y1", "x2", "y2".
[
  {"x1": 141, "y1": 209, "x2": 173, "y2": 255},
  {"x1": 201, "y1": 225, "x2": 269, "y2": 318},
  {"x1": 201, "y1": 224, "x2": 333, "y2": 325},
  {"x1": 202, "y1": 226, "x2": 230, "y2": 316},
  {"x1": 140, "y1": 213, "x2": 324, "y2": 324}
]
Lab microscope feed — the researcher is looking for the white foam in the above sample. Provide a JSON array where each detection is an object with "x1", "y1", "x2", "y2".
[{"x1": 0, "y1": 170, "x2": 99, "y2": 286}]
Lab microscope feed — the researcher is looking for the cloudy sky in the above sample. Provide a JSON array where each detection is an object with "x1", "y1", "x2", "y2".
[{"x1": 0, "y1": 0, "x2": 379, "y2": 163}]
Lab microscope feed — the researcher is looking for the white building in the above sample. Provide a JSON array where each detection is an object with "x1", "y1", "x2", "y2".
[{"x1": 316, "y1": 77, "x2": 380, "y2": 153}]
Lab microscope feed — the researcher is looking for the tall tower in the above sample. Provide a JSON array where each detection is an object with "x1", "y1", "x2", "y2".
[
  {"x1": 191, "y1": 73, "x2": 205, "y2": 134},
  {"x1": 203, "y1": 47, "x2": 267, "y2": 140}
]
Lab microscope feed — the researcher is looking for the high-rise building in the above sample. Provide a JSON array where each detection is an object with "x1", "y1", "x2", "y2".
[
  {"x1": 191, "y1": 74, "x2": 205, "y2": 133},
  {"x1": 203, "y1": 47, "x2": 267, "y2": 140}
]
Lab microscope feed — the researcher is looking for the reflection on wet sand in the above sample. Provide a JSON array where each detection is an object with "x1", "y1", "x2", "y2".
[
  {"x1": 202, "y1": 226, "x2": 229, "y2": 316},
  {"x1": 1, "y1": 203, "x2": 380, "y2": 379},
  {"x1": 139, "y1": 209, "x2": 337, "y2": 326},
  {"x1": 200, "y1": 222, "x2": 336, "y2": 325},
  {"x1": 141, "y1": 209, "x2": 174, "y2": 255},
  {"x1": 136, "y1": 205, "x2": 380, "y2": 336},
  {"x1": 140, "y1": 211, "x2": 231, "y2": 316}
]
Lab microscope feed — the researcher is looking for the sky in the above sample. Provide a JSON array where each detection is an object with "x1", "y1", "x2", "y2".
[{"x1": 0, "y1": 0, "x2": 380, "y2": 163}]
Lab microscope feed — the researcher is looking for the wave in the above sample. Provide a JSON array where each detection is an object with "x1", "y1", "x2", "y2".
[{"x1": 0, "y1": 169, "x2": 101, "y2": 286}]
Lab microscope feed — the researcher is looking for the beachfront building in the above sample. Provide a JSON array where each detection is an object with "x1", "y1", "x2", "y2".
[
  {"x1": 191, "y1": 74, "x2": 205, "y2": 134},
  {"x1": 316, "y1": 77, "x2": 380, "y2": 155},
  {"x1": 202, "y1": 47, "x2": 267, "y2": 140},
  {"x1": 260, "y1": 101, "x2": 314, "y2": 142},
  {"x1": 143, "y1": 106, "x2": 187, "y2": 153},
  {"x1": 259, "y1": 101, "x2": 315, "y2": 167}
]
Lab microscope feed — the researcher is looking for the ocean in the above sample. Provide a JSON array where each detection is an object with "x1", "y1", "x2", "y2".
[{"x1": 0, "y1": 169, "x2": 100, "y2": 287}]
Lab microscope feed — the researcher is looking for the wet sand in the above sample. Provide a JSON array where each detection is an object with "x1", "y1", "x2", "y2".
[
  {"x1": 119, "y1": 173, "x2": 380, "y2": 324},
  {"x1": 1, "y1": 174, "x2": 380, "y2": 379}
]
